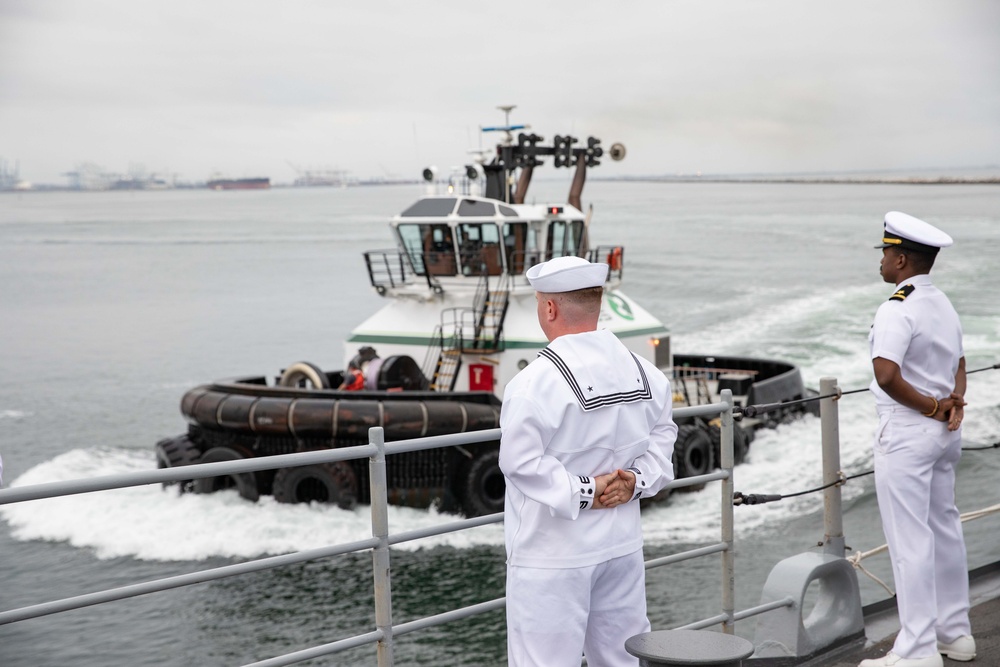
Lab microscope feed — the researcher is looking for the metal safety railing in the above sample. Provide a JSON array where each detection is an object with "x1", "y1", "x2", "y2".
[{"x1": 0, "y1": 385, "x2": 852, "y2": 666}]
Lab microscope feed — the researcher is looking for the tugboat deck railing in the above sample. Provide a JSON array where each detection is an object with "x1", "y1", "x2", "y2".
[{"x1": 364, "y1": 246, "x2": 624, "y2": 297}]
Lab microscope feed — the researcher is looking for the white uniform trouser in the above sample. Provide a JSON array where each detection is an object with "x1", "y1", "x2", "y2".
[
  {"x1": 873, "y1": 407, "x2": 971, "y2": 660},
  {"x1": 506, "y1": 549, "x2": 649, "y2": 667}
]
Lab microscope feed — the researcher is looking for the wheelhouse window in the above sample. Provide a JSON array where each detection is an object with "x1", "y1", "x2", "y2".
[
  {"x1": 503, "y1": 222, "x2": 536, "y2": 274},
  {"x1": 397, "y1": 223, "x2": 456, "y2": 276},
  {"x1": 456, "y1": 223, "x2": 502, "y2": 276},
  {"x1": 457, "y1": 199, "x2": 496, "y2": 217},
  {"x1": 546, "y1": 219, "x2": 585, "y2": 259},
  {"x1": 400, "y1": 198, "x2": 457, "y2": 217}
]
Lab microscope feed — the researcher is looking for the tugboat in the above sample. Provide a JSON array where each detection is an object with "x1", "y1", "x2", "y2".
[{"x1": 155, "y1": 114, "x2": 815, "y2": 516}]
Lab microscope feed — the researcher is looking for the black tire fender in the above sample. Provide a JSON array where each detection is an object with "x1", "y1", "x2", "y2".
[
  {"x1": 278, "y1": 361, "x2": 330, "y2": 389},
  {"x1": 460, "y1": 443, "x2": 505, "y2": 517},
  {"x1": 272, "y1": 461, "x2": 358, "y2": 510},
  {"x1": 191, "y1": 445, "x2": 260, "y2": 502},
  {"x1": 154, "y1": 435, "x2": 201, "y2": 493},
  {"x1": 672, "y1": 424, "x2": 714, "y2": 480},
  {"x1": 707, "y1": 422, "x2": 751, "y2": 466}
]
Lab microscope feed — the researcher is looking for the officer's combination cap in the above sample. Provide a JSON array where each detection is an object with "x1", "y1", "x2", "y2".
[
  {"x1": 876, "y1": 211, "x2": 953, "y2": 254},
  {"x1": 526, "y1": 256, "x2": 609, "y2": 293}
]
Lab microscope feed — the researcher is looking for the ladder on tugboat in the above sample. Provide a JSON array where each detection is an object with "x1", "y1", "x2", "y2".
[
  {"x1": 471, "y1": 271, "x2": 511, "y2": 351},
  {"x1": 421, "y1": 326, "x2": 459, "y2": 392},
  {"x1": 675, "y1": 367, "x2": 713, "y2": 406},
  {"x1": 423, "y1": 273, "x2": 511, "y2": 392}
]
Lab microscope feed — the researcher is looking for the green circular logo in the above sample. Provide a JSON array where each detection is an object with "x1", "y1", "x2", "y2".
[{"x1": 606, "y1": 294, "x2": 635, "y2": 321}]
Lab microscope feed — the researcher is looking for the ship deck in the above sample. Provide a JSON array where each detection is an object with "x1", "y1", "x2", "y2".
[{"x1": 748, "y1": 562, "x2": 1000, "y2": 666}]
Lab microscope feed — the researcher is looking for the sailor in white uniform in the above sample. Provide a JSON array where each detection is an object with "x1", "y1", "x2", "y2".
[
  {"x1": 861, "y1": 212, "x2": 975, "y2": 667},
  {"x1": 499, "y1": 256, "x2": 677, "y2": 667}
]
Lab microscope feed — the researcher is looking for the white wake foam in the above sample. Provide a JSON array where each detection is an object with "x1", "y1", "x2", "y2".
[{"x1": 0, "y1": 448, "x2": 504, "y2": 562}]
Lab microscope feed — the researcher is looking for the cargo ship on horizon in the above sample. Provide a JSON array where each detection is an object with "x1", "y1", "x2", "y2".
[{"x1": 206, "y1": 177, "x2": 270, "y2": 190}]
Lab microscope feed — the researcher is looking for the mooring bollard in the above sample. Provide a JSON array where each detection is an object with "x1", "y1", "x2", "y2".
[{"x1": 625, "y1": 629, "x2": 754, "y2": 667}]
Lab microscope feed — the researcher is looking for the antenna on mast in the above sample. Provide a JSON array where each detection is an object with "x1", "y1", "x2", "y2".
[
  {"x1": 481, "y1": 104, "x2": 527, "y2": 147},
  {"x1": 498, "y1": 104, "x2": 515, "y2": 125},
  {"x1": 497, "y1": 105, "x2": 515, "y2": 145}
]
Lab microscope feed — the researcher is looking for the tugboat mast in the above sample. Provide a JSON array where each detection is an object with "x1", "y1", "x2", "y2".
[{"x1": 479, "y1": 106, "x2": 614, "y2": 207}]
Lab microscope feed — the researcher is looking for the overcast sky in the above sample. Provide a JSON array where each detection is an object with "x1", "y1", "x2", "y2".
[{"x1": 2, "y1": 0, "x2": 999, "y2": 184}]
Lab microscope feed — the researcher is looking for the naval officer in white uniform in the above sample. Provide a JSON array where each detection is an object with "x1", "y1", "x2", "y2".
[
  {"x1": 499, "y1": 256, "x2": 677, "y2": 667},
  {"x1": 861, "y1": 212, "x2": 975, "y2": 667}
]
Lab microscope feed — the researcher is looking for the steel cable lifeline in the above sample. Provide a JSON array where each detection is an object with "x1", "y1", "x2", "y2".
[
  {"x1": 733, "y1": 470, "x2": 874, "y2": 507},
  {"x1": 732, "y1": 441, "x2": 999, "y2": 507},
  {"x1": 732, "y1": 361, "x2": 1000, "y2": 421},
  {"x1": 732, "y1": 360, "x2": 1000, "y2": 507},
  {"x1": 727, "y1": 362, "x2": 1000, "y2": 595}
]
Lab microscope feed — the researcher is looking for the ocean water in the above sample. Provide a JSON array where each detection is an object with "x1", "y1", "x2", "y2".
[{"x1": 1, "y1": 181, "x2": 999, "y2": 666}]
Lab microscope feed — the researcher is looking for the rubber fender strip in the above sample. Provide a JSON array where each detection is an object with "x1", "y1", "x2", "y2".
[
  {"x1": 459, "y1": 402, "x2": 468, "y2": 432},
  {"x1": 248, "y1": 400, "x2": 259, "y2": 433},
  {"x1": 288, "y1": 399, "x2": 299, "y2": 439},
  {"x1": 332, "y1": 400, "x2": 340, "y2": 439},
  {"x1": 215, "y1": 395, "x2": 227, "y2": 427},
  {"x1": 419, "y1": 402, "x2": 429, "y2": 437},
  {"x1": 181, "y1": 386, "x2": 210, "y2": 425}
]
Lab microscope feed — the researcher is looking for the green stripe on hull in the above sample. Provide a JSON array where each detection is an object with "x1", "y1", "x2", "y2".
[
  {"x1": 347, "y1": 333, "x2": 443, "y2": 347},
  {"x1": 347, "y1": 326, "x2": 669, "y2": 349}
]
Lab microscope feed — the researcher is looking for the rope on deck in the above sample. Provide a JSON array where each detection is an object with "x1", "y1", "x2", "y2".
[
  {"x1": 848, "y1": 503, "x2": 1000, "y2": 596},
  {"x1": 847, "y1": 545, "x2": 894, "y2": 596}
]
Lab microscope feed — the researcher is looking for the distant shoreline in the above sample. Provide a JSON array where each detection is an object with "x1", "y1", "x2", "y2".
[
  {"x1": 3, "y1": 176, "x2": 999, "y2": 194},
  {"x1": 0, "y1": 180, "x2": 423, "y2": 194},
  {"x1": 612, "y1": 176, "x2": 1000, "y2": 185}
]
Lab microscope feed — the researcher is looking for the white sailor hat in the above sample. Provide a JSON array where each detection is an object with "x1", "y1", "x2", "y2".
[
  {"x1": 526, "y1": 256, "x2": 609, "y2": 293},
  {"x1": 876, "y1": 211, "x2": 953, "y2": 253}
]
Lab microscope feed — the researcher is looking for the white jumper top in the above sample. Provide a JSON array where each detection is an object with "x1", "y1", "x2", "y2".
[{"x1": 499, "y1": 329, "x2": 676, "y2": 569}]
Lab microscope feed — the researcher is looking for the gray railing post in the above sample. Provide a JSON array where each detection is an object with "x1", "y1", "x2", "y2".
[
  {"x1": 369, "y1": 427, "x2": 394, "y2": 666},
  {"x1": 819, "y1": 377, "x2": 845, "y2": 557},
  {"x1": 719, "y1": 389, "x2": 736, "y2": 634},
  {"x1": 752, "y1": 376, "x2": 865, "y2": 659}
]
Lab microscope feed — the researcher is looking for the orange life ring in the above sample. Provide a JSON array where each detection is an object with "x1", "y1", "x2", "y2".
[{"x1": 606, "y1": 246, "x2": 622, "y2": 271}]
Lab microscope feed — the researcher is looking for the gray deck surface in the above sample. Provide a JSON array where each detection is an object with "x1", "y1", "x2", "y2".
[
  {"x1": 814, "y1": 594, "x2": 1000, "y2": 667},
  {"x1": 745, "y1": 564, "x2": 1000, "y2": 667}
]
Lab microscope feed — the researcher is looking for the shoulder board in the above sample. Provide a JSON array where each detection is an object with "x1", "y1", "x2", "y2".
[{"x1": 889, "y1": 284, "x2": 916, "y2": 302}]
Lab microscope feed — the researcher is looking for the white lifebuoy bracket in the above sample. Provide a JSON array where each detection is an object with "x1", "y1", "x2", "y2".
[{"x1": 278, "y1": 361, "x2": 331, "y2": 389}]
